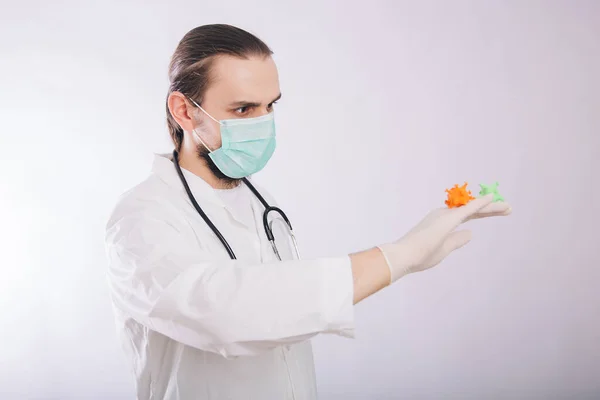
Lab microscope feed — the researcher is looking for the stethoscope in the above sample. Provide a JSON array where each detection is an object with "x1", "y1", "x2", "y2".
[{"x1": 172, "y1": 150, "x2": 300, "y2": 261}]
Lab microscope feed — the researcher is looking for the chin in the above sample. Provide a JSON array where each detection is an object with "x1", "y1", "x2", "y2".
[{"x1": 196, "y1": 145, "x2": 241, "y2": 187}]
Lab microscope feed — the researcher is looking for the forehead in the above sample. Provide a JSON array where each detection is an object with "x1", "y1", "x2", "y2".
[{"x1": 205, "y1": 55, "x2": 280, "y2": 103}]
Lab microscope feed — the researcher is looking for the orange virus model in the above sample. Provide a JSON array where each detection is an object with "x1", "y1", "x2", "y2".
[{"x1": 445, "y1": 182, "x2": 475, "y2": 208}]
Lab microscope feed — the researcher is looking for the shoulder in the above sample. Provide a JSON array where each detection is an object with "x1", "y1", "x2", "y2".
[{"x1": 105, "y1": 173, "x2": 180, "y2": 238}]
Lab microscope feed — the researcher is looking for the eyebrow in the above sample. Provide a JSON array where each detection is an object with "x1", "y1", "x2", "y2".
[{"x1": 228, "y1": 93, "x2": 282, "y2": 108}]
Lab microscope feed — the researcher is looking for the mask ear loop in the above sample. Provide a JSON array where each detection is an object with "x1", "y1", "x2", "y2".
[
  {"x1": 188, "y1": 97, "x2": 222, "y2": 153},
  {"x1": 192, "y1": 128, "x2": 214, "y2": 153}
]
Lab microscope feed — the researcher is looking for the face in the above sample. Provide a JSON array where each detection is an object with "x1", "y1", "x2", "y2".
[
  {"x1": 193, "y1": 55, "x2": 280, "y2": 150},
  {"x1": 169, "y1": 54, "x2": 280, "y2": 184}
]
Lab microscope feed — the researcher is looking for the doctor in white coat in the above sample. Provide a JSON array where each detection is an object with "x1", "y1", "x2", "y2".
[{"x1": 105, "y1": 24, "x2": 512, "y2": 400}]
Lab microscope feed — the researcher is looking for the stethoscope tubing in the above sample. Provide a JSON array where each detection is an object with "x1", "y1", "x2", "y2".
[{"x1": 172, "y1": 150, "x2": 296, "y2": 260}]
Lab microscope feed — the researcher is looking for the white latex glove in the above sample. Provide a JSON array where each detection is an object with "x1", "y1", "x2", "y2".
[{"x1": 378, "y1": 194, "x2": 512, "y2": 283}]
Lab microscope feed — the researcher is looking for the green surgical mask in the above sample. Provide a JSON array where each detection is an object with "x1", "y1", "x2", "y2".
[{"x1": 190, "y1": 98, "x2": 277, "y2": 179}]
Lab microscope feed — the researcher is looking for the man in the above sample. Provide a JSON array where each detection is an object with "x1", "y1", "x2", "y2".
[{"x1": 105, "y1": 24, "x2": 511, "y2": 399}]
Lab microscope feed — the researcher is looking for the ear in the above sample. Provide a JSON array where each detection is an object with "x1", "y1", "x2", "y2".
[{"x1": 168, "y1": 91, "x2": 196, "y2": 132}]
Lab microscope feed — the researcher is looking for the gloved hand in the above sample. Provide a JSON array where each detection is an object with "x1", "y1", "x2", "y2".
[{"x1": 378, "y1": 195, "x2": 511, "y2": 283}]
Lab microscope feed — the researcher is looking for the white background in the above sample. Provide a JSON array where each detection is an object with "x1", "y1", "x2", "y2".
[{"x1": 1, "y1": 0, "x2": 599, "y2": 398}]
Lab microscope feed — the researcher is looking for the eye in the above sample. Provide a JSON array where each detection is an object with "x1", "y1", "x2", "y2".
[
  {"x1": 267, "y1": 101, "x2": 278, "y2": 111},
  {"x1": 234, "y1": 106, "x2": 251, "y2": 115}
]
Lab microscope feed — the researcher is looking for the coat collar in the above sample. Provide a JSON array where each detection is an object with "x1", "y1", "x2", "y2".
[{"x1": 151, "y1": 153, "x2": 226, "y2": 209}]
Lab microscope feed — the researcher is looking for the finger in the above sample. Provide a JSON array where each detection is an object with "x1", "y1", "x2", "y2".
[
  {"x1": 454, "y1": 194, "x2": 495, "y2": 222},
  {"x1": 467, "y1": 202, "x2": 512, "y2": 221}
]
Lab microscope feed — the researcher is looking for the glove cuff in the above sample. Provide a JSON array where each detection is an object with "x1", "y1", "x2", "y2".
[{"x1": 377, "y1": 243, "x2": 408, "y2": 284}]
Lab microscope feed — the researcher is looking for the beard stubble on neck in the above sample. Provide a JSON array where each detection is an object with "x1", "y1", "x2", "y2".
[{"x1": 196, "y1": 142, "x2": 241, "y2": 189}]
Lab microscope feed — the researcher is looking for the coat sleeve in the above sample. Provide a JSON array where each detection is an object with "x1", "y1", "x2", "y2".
[{"x1": 105, "y1": 206, "x2": 355, "y2": 358}]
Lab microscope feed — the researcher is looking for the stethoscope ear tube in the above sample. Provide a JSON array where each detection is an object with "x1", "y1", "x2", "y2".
[
  {"x1": 243, "y1": 177, "x2": 294, "y2": 242},
  {"x1": 268, "y1": 217, "x2": 301, "y2": 261},
  {"x1": 262, "y1": 206, "x2": 292, "y2": 242}
]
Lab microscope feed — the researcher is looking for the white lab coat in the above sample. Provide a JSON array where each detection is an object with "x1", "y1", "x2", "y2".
[{"x1": 105, "y1": 154, "x2": 355, "y2": 400}]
